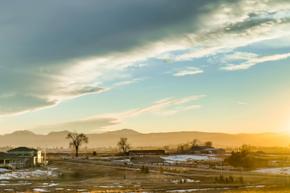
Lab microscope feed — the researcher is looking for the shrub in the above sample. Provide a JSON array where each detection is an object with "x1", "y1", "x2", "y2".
[
  {"x1": 229, "y1": 175, "x2": 234, "y2": 183},
  {"x1": 159, "y1": 167, "x2": 164, "y2": 174},
  {"x1": 225, "y1": 145, "x2": 268, "y2": 169},
  {"x1": 239, "y1": 176, "x2": 244, "y2": 184},
  {"x1": 140, "y1": 165, "x2": 149, "y2": 174},
  {"x1": 215, "y1": 175, "x2": 235, "y2": 184},
  {"x1": 219, "y1": 175, "x2": 225, "y2": 183}
]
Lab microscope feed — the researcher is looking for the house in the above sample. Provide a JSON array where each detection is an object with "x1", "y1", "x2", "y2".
[
  {"x1": 130, "y1": 156, "x2": 164, "y2": 164},
  {"x1": 0, "y1": 147, "x2": 46, "y2": 169},
  {"x1": 190, "y1": 146, "x2": 225, "y2": 154},
  {"x1": 128, "y1": 149, "x2": 165, "y2": 156}
]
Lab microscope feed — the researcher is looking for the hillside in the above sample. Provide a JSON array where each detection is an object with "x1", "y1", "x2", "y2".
[{"x1": 0, "y1": 129, "x2": 289, "y2": 148}]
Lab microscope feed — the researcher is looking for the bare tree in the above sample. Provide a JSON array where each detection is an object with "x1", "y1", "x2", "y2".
[
  {"x1": 66, "y1": 132, "x2": 88, "y2": 157},
  {"x1": 177, "y1": 144, "x2": 187, "y2": 153},
  {"x1": 117, "y1": 137, "x2": 130, "y2": 154},
  {"x1": 192, "y1": 139, "x2": 199, "y2": 147}
]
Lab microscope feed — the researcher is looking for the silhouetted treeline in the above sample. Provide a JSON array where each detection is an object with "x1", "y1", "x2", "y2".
[{"x1": 225, "y1": 145, "x2": 268, "y2": 169}]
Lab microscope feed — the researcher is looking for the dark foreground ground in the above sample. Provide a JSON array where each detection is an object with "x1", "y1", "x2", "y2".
[{"x1": 0, "y1": 159, "x2": 289, "y2": 193}]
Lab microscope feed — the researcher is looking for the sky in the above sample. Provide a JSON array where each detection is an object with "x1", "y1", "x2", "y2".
[{"x1": 0, "y1": 0, "x2": 290, "y2": 134}]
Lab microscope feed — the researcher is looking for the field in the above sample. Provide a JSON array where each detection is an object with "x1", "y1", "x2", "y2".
[
  {"x1": 225, "y1": 189, "x2": 290, "y2": 193},
  {"x1": 0, "y1": 154, "x2": 290, "y2": 192}
]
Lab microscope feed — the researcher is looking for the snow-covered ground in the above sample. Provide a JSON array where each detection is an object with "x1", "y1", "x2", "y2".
[
  {"x1": 0, "y1": 167, "x2": 58, "y2": 180},
  {"x1": 255, "y1": 167, "x2": 290, "y2": 175},
  {"x1": 0, "y1": 181, "x2": 32, "y2": 186},
  {"x1": 162, "y1": 155, "x2": 221, "y2": 163},
  {"x1": 0, "y1": 168, "x2": 10, "y2": 173},
  {"x1": 33, "y1": 188, "x2": 49, "y2": 192},
  {"x1": 170, "y1": 178, "x2": 200, "y2": 184}
]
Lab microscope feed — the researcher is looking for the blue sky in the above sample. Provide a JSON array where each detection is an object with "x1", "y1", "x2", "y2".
[{"x1": 0, "y1": 0, "x2": 290, "y2": 134}]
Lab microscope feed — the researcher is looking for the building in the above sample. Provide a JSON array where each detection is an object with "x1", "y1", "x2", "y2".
[
  {"x1": 130, "y1": 156, "x2": 164, "y2": 164},
  {"x1": 128, "y1": 149, "x2": 165, "y2": 165},
  {"x1": 128, "y1": 149, "x2": 165, "y2": 156},
  {"x1": 190, "y1": 146, "x2": 225, "y2": 154},
  {"x1": 0, "y1": 147, "x2": 46, "y2": 169}
]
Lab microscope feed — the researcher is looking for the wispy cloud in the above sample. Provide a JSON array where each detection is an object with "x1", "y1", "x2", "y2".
[
  {"x1": 174, "y1": 47, "x2": 224, "y2": 62},
  {"x1": 112, "y1": 78, "x2": 142, "y2": 87},
  {"x1": 222, "y1": 52, "x2": 258, "y2": 62},
  {"x1": 155, "y1": 104, "x2": 202, "y2": 116},
  {"x1": 173, "y1": 67, "x2": 203, "y2": 77},
  {"x1": 222, "y1": 52, "x2": 290, "y2": 71},
  {"x1": 33, "y1": 117, "x2": 119, "y2": 134},
  {"x1": 157, "y1": 1, "x2": 290, "y2": 63},
  {"x1": 35, "y1": 94, "x2": 205, "y2": 133},
  {"x1": 107, "y1": 94, "x2": 206, "y2": 120},
  {"x1": 237, "y1": 101, "x2": 248, "y2": 105}
]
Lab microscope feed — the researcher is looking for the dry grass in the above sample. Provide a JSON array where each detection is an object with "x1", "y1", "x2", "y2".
[{"x1": 224, "y1": 189, "x2": 290, "y2": 193}]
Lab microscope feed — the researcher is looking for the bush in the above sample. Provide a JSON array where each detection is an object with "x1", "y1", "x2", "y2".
[
  {"x1": 229, "y1": 175, "x2": 234, "y2": 183},
  {"x1": 140, "y1": 165, "x2": 149, "y2": 174},
  {"x1": 215, "y1": 175, "x2": 236, "y2": 184},
  {"x1": 159, "y1": 167, "x2": 164, "y2": 174},
  {"x1": 225, "y1": 145, "x2": 268, "y2": 169},
  {"x1": 239, "y1": 176, "x2": 244, "y2": 184}
]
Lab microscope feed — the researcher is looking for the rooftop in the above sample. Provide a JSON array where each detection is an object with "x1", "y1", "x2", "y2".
[
  {"x1": 7, "y1": 147, "x2": 37, "y2": 153},
  {"x1": 0, "y1": 152, "x2": 21, "y2": 159}
]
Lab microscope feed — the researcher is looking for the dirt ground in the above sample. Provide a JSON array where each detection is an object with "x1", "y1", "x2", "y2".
[{"x1": 0, "y1": 159, "x2": 289, "y2": 193}]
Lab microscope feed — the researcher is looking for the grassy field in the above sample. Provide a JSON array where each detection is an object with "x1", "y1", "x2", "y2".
[
  {"x1": 224, "y1": 189, "x2": 290, "y2": 193},
  {"x1": 0, "y1": 157, "x2": 289, "y2": 192}
]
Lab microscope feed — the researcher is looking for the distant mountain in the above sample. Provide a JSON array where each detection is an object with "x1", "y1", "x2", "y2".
[
  {"x1": 0, "y1": 129, "x2": 289, "y2": 148},
  {"x1": 7, "y1": 130, "x2": 36, "y2": 136},
  {"x1": 104, "y1": 129, "x2": 141, "y2": 136}
]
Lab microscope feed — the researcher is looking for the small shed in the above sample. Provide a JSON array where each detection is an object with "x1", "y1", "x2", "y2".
[{"x1": 128, "y1": 149, "x2": 165, "y2": 156}]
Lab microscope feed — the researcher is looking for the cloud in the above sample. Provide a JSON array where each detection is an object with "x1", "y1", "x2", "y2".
[
  {"x1": 97, "y1": 94, "x2": 205, "y2": 120},
  {"x1": 112, "y1": 79, "x2": 142, "y2": 87},
  {"x1": 174, "y1": 67, "x2": 203, "y2": 77},
  {"x1": 33, "y1": 117, "x2": 119, "y2": 134},
  {"x1": 156, "y1": 105, "x2": 202, "y2": 116},
  {"x1": 35, "y1": 94, "x2": 205, "y2": 133},
  {"x1": 1, "y1": 0, "x2": 290, "y2": 116},
  {"x1": 222, "y1": 52, "x2": 290, "y2": 71},
  {"x1": 172, "y1": 1, "x2": 290, "y2": 62},
  {"x1": 222, "y1": 52, "x2": 258, "y2": 62},
  {"x1": 0, "y1": 94, "x2": 58, "y2": 117},
  {"x1": 237, "y1": 101, "x2": 248, "y2": 105},
  {"x1": 175, "y1": 47, "x2": 225, "y2": 62},
  {"x1": 0, "y1": 0, "x2": 206, "y2": 115}
]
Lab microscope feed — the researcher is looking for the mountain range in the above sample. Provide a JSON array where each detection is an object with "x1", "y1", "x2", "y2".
[{"x1": 0, "y1": 129, "x2": 289, "y2": 148}]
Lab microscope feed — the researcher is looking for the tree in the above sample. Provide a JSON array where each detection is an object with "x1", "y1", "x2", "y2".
[
  {"x1": 226, "y1": 146, "x2": 251, "y2": 168},
  {"x1": 192, "y1": 139, "x2": 199, "y2": 147},
  {"x1": 177, "y1": 143, "x2": 190, "y2": 153},
  {"x1": 117, "y1": 137, "x2": 130, "y2": 154},
  {"x1": 66, "y1": 132, "x2": 88, "y2": 157},
  {"x1": 225, "y1": 144, "x2": 266, "y2": 169},
  {"x1": 240, "y1": 144, "x2": 251, "y2": 153},
  {"x1": 177, "y1": 144, "x2": 185, "y2": 153},
  {"x1": 205, "y1": 141, "x2": 213, "y2": 147}
]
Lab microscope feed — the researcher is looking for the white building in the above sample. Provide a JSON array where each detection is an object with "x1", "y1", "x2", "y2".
[{"x1": 0, "y1": 147, "x2": 46, "y2": 169}]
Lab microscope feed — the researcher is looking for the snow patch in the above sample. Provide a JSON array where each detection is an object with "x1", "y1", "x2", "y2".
[
  {"x1": 255, "y1": 167, "x2": 290, "y2": 175},
  {"x1": 162, "y1": 155, "x2": 220, "y2": 163},
  {"x1": 33, "y1": 188, "x2": 50, "y2": 192},
  {"x1": 0, "y1": 168, "x2": 10, "y2": 173},
  {"x1": 0, "y1": 168, "x2": 58, "y2": 180}
]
